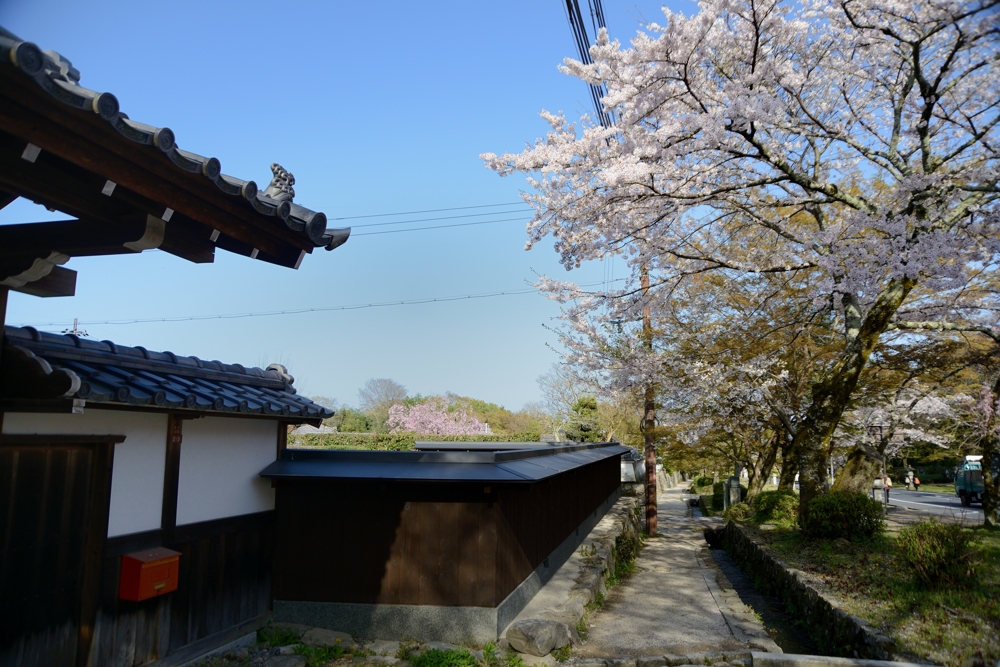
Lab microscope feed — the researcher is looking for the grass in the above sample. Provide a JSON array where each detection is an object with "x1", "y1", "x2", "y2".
[
  {"x1": 752, "y1": 522, "x2": 1000, "y2": 666},
  {"x1": 912, "y1": 483, "x2": 955, "y2": 495}
]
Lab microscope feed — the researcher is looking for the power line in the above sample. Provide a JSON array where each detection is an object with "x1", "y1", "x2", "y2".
[
  {"x1": 352, "y1": 216, "x2": 531, "y2": 236},
  {"x1": 18, "y1": 280, "x2": 625, "y2": 329},
  {"x1": 352, "y1": 206, "x2": 530, "y2": 229},
  {"x1": 330, "y1": 201, "x2": 526, "y2": 221}
]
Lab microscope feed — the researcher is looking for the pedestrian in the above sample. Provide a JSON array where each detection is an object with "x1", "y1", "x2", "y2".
[
  {"x1": 914, "y1": 475, "x2": 920, "y2": 491},
  {"x1": 905, "y1": 470, "x2": 913, "y2": 490},
  {"x1": 885, "y1": 474, "x2": 892, "y2": 504}
]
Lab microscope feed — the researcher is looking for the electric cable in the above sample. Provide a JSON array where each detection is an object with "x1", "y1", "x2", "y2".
[{"x1": 19, "y1": 279, "x2": 625, "y2": 329}]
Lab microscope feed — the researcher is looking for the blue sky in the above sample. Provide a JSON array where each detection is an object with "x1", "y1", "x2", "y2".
[{"x1": 0, "y1": 0, "x2": 680, "y2": 410}]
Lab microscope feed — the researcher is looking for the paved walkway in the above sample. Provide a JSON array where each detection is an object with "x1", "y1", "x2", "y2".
[{"x1": 574, "y1": 487, "x2": 781, "y2": 659}]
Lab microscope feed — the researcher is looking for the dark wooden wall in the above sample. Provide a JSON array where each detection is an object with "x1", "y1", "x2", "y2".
[
  {"x1": 90, "y1": 511, "x2": 273, "y2": 667},
  {"x1": 0, "y1": 436, "x2": 116, "y2": 667},
  {"x1": 494, "y1": 457, "x2": 620, "y2": 602},
  {"x1": 271, "y1": 457, "x2": 621, "y2": 609}
]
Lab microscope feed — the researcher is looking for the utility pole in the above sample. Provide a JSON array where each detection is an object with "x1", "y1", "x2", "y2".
[{"x1": 641, "y1": 263, "x2": 657, "y2": 534}]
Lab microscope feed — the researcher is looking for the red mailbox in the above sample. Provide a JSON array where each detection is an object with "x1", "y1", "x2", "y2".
[{"x1": 119, "y1": 547, "x2": 181, "y2": 601}]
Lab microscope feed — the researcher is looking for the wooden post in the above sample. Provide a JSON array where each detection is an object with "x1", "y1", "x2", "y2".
[
  {"x1": 161, "y1": 414, "x2": 183, "y2": 542},
  {"x1": 641, "y1": 264, "x2": 657, "y2": 535}
]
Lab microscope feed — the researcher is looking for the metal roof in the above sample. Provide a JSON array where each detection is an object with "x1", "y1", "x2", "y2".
[
  {"x1": 414, "y1": 441, "x2": 580, "y2": 451},
  {"x1": 259, "y1": 442, "x2": 629, "y2": 483},
  {"x1": 2, "y1": 325, "x2": 333, "y2": 420}
]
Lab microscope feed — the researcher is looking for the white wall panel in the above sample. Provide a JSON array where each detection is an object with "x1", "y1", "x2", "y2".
[
  {"x1": 176, "y1": 417, "x2": 277, "y2": 525},
  {"x1": 2, "y1": 409, "x2": 168, "y2": 537}
]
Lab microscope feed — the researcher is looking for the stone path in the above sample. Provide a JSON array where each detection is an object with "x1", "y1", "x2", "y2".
[{"x1": 574, "y1": 487, "x2": 781, "y2": 659}]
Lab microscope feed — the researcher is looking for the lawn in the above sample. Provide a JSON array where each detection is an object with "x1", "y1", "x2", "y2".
[
  {"x1": 912, "y1": 483, "x2": 955, "y2": 495},
  {"x1": 746, "y1": 522, "x2": 999, "y2": 666}
]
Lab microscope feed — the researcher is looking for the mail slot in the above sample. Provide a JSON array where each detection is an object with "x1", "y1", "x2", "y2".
[{"x1": 119, "y1": 547, "x2": 181, "y2": 601}]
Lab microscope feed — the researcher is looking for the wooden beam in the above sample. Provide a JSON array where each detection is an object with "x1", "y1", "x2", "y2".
[
  {"x1": 0, "y1": 131, "x2": 216, "y2": 265},
  {"x1": 0, "y1": 74, "x2": 310, "y2": 266},
  {"x1": 9, "y1": 265, "x2": 77, "y2": 297},
  {"x1": 161, "y1": 414, "x2": 183, "y2": 543},
  {"x1": 0, "y1": 216, "x2": 152, "y2": 257}
]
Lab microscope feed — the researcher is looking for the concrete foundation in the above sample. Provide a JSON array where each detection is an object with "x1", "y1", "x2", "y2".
[{"x1": 274, "y1": 487, "x2": 623, "y2": 644}]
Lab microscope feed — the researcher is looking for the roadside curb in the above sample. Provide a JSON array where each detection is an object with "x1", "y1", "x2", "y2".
[{"x1": 717, "y1": 523, "x2": 898, "y2": 660}]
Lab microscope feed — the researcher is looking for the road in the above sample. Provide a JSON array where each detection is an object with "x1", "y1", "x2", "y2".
[{"x1": 885, "y1": 488, "x2": 984, "y2": 522}]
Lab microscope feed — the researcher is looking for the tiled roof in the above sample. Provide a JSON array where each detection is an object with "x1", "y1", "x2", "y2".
[
  {"x1": 2, "y1": 325, "x2": 333, "y2": 420},
  {"x1": 0, "y1": 27, "x2": 350, "y2": 253}
]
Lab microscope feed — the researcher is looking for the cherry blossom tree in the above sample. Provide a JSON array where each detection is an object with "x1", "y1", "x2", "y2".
[
  {"x1": 484, "y1": 0, "x2": 1000, "y2": 522},
  {"x1": 386, "y1": 397, "x2": 489, "y2": 436}
]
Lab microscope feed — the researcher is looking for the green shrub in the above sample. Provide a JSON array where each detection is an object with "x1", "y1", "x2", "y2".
[
  {"x1": 805, "y1": 491, "x2": 884, "y2": 540},
  {"x1": 257, "y1": 624, "x2": 300, "y2": 647},
  {"x1": 412, "y1": 649, "x2": 479, "y2": 667},
  {"x1": 699, "y1": 495, "x2": 715, "y2": 517},
  {"x1": 695, "y1": 475, "x2": 714, "y2": 488},
  {"x1": 289, "y1": 432, "x2": 543, "y2": 451},
  {"x1": 752, "y1": 489, "x2": 799, "y2": 525},
  {"x1": 723, "y1": 502, "x2": 753, "y2": 521},
  {"x1": 896, "y1": 519, "x2": 982, "y2": 587}
]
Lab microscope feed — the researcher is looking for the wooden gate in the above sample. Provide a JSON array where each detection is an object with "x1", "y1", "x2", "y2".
[{"x1": 0, "y1": 434, "x2": 121, "y2": 667}]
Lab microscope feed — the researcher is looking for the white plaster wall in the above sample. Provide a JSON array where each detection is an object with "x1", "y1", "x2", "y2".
[
  {"x1": 176, "y1": 417, "x2": 277, "y2": 525},
  {"x1": 2, "y1": 409, "x2": 167, "y2": 537}
]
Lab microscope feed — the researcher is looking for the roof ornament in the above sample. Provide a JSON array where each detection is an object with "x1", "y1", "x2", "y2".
[
  {"x1": 42, "y1": 50, "x2": 80, "y2": 84},
  {"x1": 262, "y1": 163, "x2": 295, "y2": 202}
]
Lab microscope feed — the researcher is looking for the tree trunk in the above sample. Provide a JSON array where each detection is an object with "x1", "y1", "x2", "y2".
[
  {"x1": 641, "y1": 264, "x2": 657, "y2": 534},
  {"x1": 832, "y1": 445, "x2": 883, "y2": 494},
  {"x1": 980, "y1": 372, "x2": 1000, "y2": 529},
  {"x1": 778, "y1": 436, "x2": 797, "y2": 490},
  {"x1": 747, "y1": 432, "x2": 782, "y2": 501},
  {"x1": 794, "y1": 278, "x2": 916, "y2": 527}
]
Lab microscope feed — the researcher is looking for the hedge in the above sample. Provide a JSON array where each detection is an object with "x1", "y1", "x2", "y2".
[{"x1": 289, "y1": 432, "x2": 544, "y2": 451}]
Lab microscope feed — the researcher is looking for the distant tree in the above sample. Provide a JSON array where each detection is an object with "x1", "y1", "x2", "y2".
[
  {"x1": 387, "y1": 397, "x2": 488, "y2": 435},
  {"x1": 310, "y1": 396, "x2": 338, "y2": 411},
  {"x1": 331, "y1": 406, "x2": 374, "y2": 433},
  {"x1": 358, "y1": 378, "x2": 407, "y2": 430},
  {"x1": 565, "y1": 396, "x2": 602, "y2": 442}
]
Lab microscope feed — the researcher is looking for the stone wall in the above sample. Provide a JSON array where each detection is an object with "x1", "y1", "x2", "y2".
[
  {"x1": 716, "y1": 522, "x2": 898, "y2": 660},
  {"x1": 503, "y1": 497, "x2": 642, "y2": 657}
]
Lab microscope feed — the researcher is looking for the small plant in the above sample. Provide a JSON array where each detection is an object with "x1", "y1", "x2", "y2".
[
  {"x1": 397, "y1": 640, "x2": 421, "y2": 661},
  {"x1": 552, "y1": 644, "x2": 573, "y2": 662},
  {"x1": 805, "y1": 491, "x2": 884, "y2": 540},
  {"x1": 585, "y1": 591, "x2": 605, "y2": 610},
  {"x1": 482, "y1": 642, "x2": 499, "y2": 667},
  {"x1": 411, "y1": 648, "x2": 479, "y2": 667},
  {"x1": 293, "y1": 644, "x2": 349, "y2": 667},
  {"x1": 576, "y1": 616, "x2": 588, "y2": 640},
  {"x1": 501, "y1": 649, "x2": 527, "y2": 667},
  {"x1": 896, "y1": 519, "x2": 982, "y2": 587},
  {"x1": 722, "y1": 501, "x2": 753, "y2": 521},
  {"x1": 751, "y1": 490, "x2": 798, "y2": 525},
  {"x1": 579, "y1": 544, "x2": 597, "y2": 557},
  {"x1": 257, "y1": 624, "x2": 300, "y2": 647}
]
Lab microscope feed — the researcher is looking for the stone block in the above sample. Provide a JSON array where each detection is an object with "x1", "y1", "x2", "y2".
[
  {"x1": 271, "y1": 622, "x2": 312, "y2": 637},
  {"x1": 664, "y1": 654, "x2": 689, "y2": 667},
  {"x1": 425, "y1": 642, "x2": 461, "y2": 652},
  {"x1": 301, "y1": 628, "x2": 354, "y2": 648},
  {"x1": 507, "y1": 619, "x2": 572, "y2": 657},
  {"x1": 266, "y1": 656, "x2": 307, "y2": 667},
  {"x1": 637, "y1": 657, "x2": 666, "y2": 667},
  {"x1": 609, "y1": 659, "x2": 636, "y2": 667},
  {"x1": 367, "y1": 640, "x2": 401, "y2": 657}
]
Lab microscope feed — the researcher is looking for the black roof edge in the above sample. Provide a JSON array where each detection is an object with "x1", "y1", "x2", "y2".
[{"x1": 276, "y1": 441, "x2": 628, "y2": 465}]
